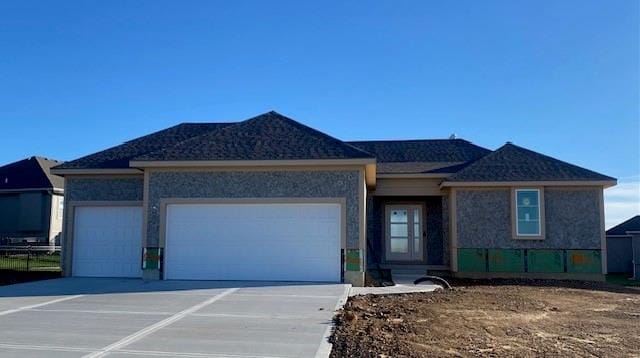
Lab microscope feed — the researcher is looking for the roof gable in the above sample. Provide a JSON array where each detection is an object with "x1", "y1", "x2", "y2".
[
  {"x1": 0, "y1": 156, "x2": 64, "y2": 190},
  {"x1": 446, "y1": 143, "x2": 615, "y2": 183},
  {"x1": 607, "y1": 215, "x2": 640, "y2": 236},
  {"x1": 134, "y1": 111, "x2": 374, "y2": 162}
]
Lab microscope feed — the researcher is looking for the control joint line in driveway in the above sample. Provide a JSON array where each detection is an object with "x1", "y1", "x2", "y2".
[
  {"x1": 0, "y1": 294, "x2": 84, "y2": 317},
  {"x1": 315, "y1": 284, "x2": 351, "y2": 358},
  {"x1": 83, "y1": 287, "x2": 240, "y2": 358}
]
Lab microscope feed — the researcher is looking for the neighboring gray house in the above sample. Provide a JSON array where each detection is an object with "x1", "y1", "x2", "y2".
[
  {"x1": 606, "y1": 215, "x2": 640, "y2": 275},
  {"x1": 0, "y1": 156, "x2": 65, "y2": 245},
  {"x1": 51, "y1": 112, "x2": 616, "y2": 286}
]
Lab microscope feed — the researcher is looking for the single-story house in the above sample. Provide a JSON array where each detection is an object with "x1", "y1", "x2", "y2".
[
  {"x1": 0, "y1": 156, "x2": 65, "y2": 245},
  {"x1": 606, "y1": 215, "x2": 640, "y2": 277},
  {"x1": 51, "y1": 112, "x2": 616, "y2": 286}
]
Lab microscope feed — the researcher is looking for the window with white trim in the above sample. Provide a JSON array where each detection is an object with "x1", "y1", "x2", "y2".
[
  {"x1": 515, "y1": 189, "x2": 541, "y2": 236},
  {"x1": 57, "y1": 197, "x2": 64, "y2": 220}
]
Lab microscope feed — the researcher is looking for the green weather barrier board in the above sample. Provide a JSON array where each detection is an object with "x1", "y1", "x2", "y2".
[
  {"x1": 567, "y1": 250, "x2": 601, "y2": 273},
  {"x1": 488, "y1": 249, "x2": 525, "y2": 272},
  {"x1": 458, "y1": 248, "x2": 486, "y2": 272},
  {"x1": 458, "y1": 248, "x2": 602, "y2": 274},
  {"x1": 346, "y1": 249, "x2": 360, "y2": 271},
  {"x1": 142, "y1": 248, "x2": 162, "y2": 270},
  {"x1": 527, "y1": 249, "x2": 564, "y2": 273}
]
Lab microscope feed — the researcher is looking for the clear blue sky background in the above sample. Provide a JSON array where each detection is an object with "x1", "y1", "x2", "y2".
[{"x1": 1, "y1": 2, "x2": 638, "y2": 200}]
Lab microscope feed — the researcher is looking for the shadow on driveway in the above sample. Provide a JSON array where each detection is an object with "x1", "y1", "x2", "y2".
[{"x1": 0, "y1": 277, "x2": 346, "y2": 298}]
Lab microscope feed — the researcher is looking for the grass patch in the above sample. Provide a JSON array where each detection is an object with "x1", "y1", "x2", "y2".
[{"x1": 0, "y1": 254, "x2": 61, "y2": 271}]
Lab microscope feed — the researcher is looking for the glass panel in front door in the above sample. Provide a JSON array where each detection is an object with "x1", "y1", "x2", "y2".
[{"x1": 386, "y1": 206, "x2": 423, "y2": 261}]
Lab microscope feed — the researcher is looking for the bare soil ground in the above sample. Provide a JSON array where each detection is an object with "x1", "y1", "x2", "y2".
[{"x1": 330, "y1": 279, "x2": 640, "y2": 357}]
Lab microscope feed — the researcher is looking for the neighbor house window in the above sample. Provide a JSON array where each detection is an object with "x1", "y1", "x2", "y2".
[
  {"x1": 515, "y1": 189, "x2": 541, "y2": 236},
  {"x1": 57, "y1": 198, "x2": 64, "y2": 220}
]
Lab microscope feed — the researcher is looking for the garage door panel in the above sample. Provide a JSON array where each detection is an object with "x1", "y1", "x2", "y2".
[
  {"x1": 165, "y1": 203, "x2": 341, "y2": 282},
  {"x1": 73, "y1": 206, "x2": 142, "y2": 278}
]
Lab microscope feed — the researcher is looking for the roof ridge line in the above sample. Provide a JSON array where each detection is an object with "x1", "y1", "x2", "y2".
[
  {"x1": 346, "y1": 138, "x2": 472, "y2": 143},
  {"x1": 267, "y1": 112, "x2": 375, "y2": 158}
]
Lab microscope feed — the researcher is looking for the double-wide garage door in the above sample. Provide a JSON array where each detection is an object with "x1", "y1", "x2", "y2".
[
  {"x1": 72, "y1": 203, "x2": 342, "y2": 282},
  {"x1": 164, "y1": 203, "x2": 342, "y2": 282}
]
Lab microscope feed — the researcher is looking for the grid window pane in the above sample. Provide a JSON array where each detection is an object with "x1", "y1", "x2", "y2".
[
  {"x1": 517, "y1": 220, "x2": 540, "y2": 235},
  {"x1": 517, "y1": 206, "x2": 539, "y2": 221},
  {"x1": 391, "y1": 238, "x2": 408, "y2": 253},
  {"x1": 516, "y1": 190, "x2": 540, "y2": 236},
  {"x1": 390, "y1": 210, "x2": 407, "y2": 223},
  {"x1": 517, "y1": 190, "x2": 539, "y2": 207},
  {"x1": 390, "y1": 223, "x2": 408, "y2": 237}
]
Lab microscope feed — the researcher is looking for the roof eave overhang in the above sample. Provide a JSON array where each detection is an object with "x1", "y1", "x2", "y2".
[
  {"x1": 129, "y1": 158, "x2": 376, "y2": 168},
  {"x1": 377, "y1": 173, "x2": 451, "y2": 179},
  {"x1": 0, "y1": 187, "x2": 64, "y2": 194},
  {"x1": 440, "y1": 180, "x2": 617, "y2": 189},
  {"x1": 129, "y1": 158, "x2": 378, "y2": 188},
  {"x1": 50, "y1": 168, "x2": 144, "y2": 176}
]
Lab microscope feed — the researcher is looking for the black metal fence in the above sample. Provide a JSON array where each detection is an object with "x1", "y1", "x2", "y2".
[{"x1": 0, "y1": 246, "x2": 61, "y2": 272}]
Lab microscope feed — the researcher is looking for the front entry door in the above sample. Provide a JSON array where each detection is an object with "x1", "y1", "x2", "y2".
[{"x1": 385, "y1": 205, "x2": 424, "y2": 261}]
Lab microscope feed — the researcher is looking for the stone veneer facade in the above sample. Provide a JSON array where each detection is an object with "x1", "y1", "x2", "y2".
[{"x1": 456, "y1": 187, "x2": 602, "y2": 250}]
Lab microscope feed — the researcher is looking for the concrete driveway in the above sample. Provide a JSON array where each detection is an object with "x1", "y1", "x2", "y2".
[{"x1": 0, "y1": 278, "x2": 349, "y2": 358}]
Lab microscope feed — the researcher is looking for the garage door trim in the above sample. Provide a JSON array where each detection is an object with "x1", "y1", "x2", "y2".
[
  {"x1": 159, "y1": 197, "x2": 347, "y2": 280},
  {"x1": 66, "y1": 200, "x2": 143, "y2": 277}
]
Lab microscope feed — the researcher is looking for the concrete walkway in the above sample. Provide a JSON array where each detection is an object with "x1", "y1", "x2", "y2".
[
  {"x1": 0, "y1": 278, "x2": 350, "y2": 358},
  {"x1": 349, "y1": 282, "x2": 441, "y2": 296},
  {"x1": 349, "y1": 275, "x2": 443, "y2": 296}
]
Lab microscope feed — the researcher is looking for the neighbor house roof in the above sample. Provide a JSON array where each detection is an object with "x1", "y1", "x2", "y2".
[
  {"x1": 55, "y1": 122, "x2": 232, "y2": 169},
  {"x1": 347, "y1": 139, "x2": 491, "y2": 174},
  {"x1": 606, "y1": 215, "x2": 640, "y2": 236},
  {"x1": 445, "y1": 143, "x2": 615, "y2": 183},
  {"x1": 0, "y1": 156, "x2": 64, "y2": 191},
  {"x1": 133, "y1": 111, "x2": 374, "y2": 162}
]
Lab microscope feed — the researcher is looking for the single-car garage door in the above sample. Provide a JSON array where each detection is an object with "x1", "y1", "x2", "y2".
[
  {"x1": 164, "y1": 203, "x2": 341, "y2": 282},
  {"x1": 72, "y1": 206, "x2": 142, "y2": 278}
]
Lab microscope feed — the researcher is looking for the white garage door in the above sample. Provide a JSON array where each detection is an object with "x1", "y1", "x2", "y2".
[
  {"x1": 165, "y1": 203, "x2": 341, "y2": 282},
  {"x1": 73, "y1": 206, "x2": 142, "y2": 278}
]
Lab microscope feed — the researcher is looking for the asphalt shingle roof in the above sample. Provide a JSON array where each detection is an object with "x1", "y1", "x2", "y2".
[
  {"x1": 0, "y1": 157, "x2": 64, "y2": 190},
  {"x1": 346, "y1": 139, "x2": 491, "y2": 174},
  {"x1": 53, "y1": 112, "x2": 616, "y2": 185},
  {"x1": 446, "y1": 143, "x2": 615, "y2": 182},
  {"x1": 134, "y1": 111, "x2": 374, "y2": 161},
  {"x1": 347, "y1": 139, "x2": 490, "y2": 163},
  {"x1": 606, "y1": 215, "x2": 640, "y2": 236},
  {"x1": 55, "y1": 122, "x2": 232, "y2": 169}
]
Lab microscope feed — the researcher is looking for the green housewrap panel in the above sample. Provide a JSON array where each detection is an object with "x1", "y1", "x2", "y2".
[
  {"x1": 488, "y1": 249, "x2": 525, "y2": 272},
  {"x1": 458, "y1": 248, "x2": 486, "y2": 272},
  {"x1": 346, "y1": 249, "x2": 360, "y2": 271},
  {"x1": 142, "y1": 248, "x2": 162, "y2": 270},
  {"x1": 527, "y1": 249, "x2": 564, "y2": 273},
  {"x1": 567, "y1": 250, "x2": 601, "y2": 273}
]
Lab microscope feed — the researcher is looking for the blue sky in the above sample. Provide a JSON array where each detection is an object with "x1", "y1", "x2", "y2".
[{"x1": 1, "y1": 1, "x2": 638, "y2": 226}]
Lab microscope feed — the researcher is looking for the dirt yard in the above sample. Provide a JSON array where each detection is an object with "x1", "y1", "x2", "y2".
[{"x1": 330, "y1": 279, "x2": 640, "y2": 357}]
